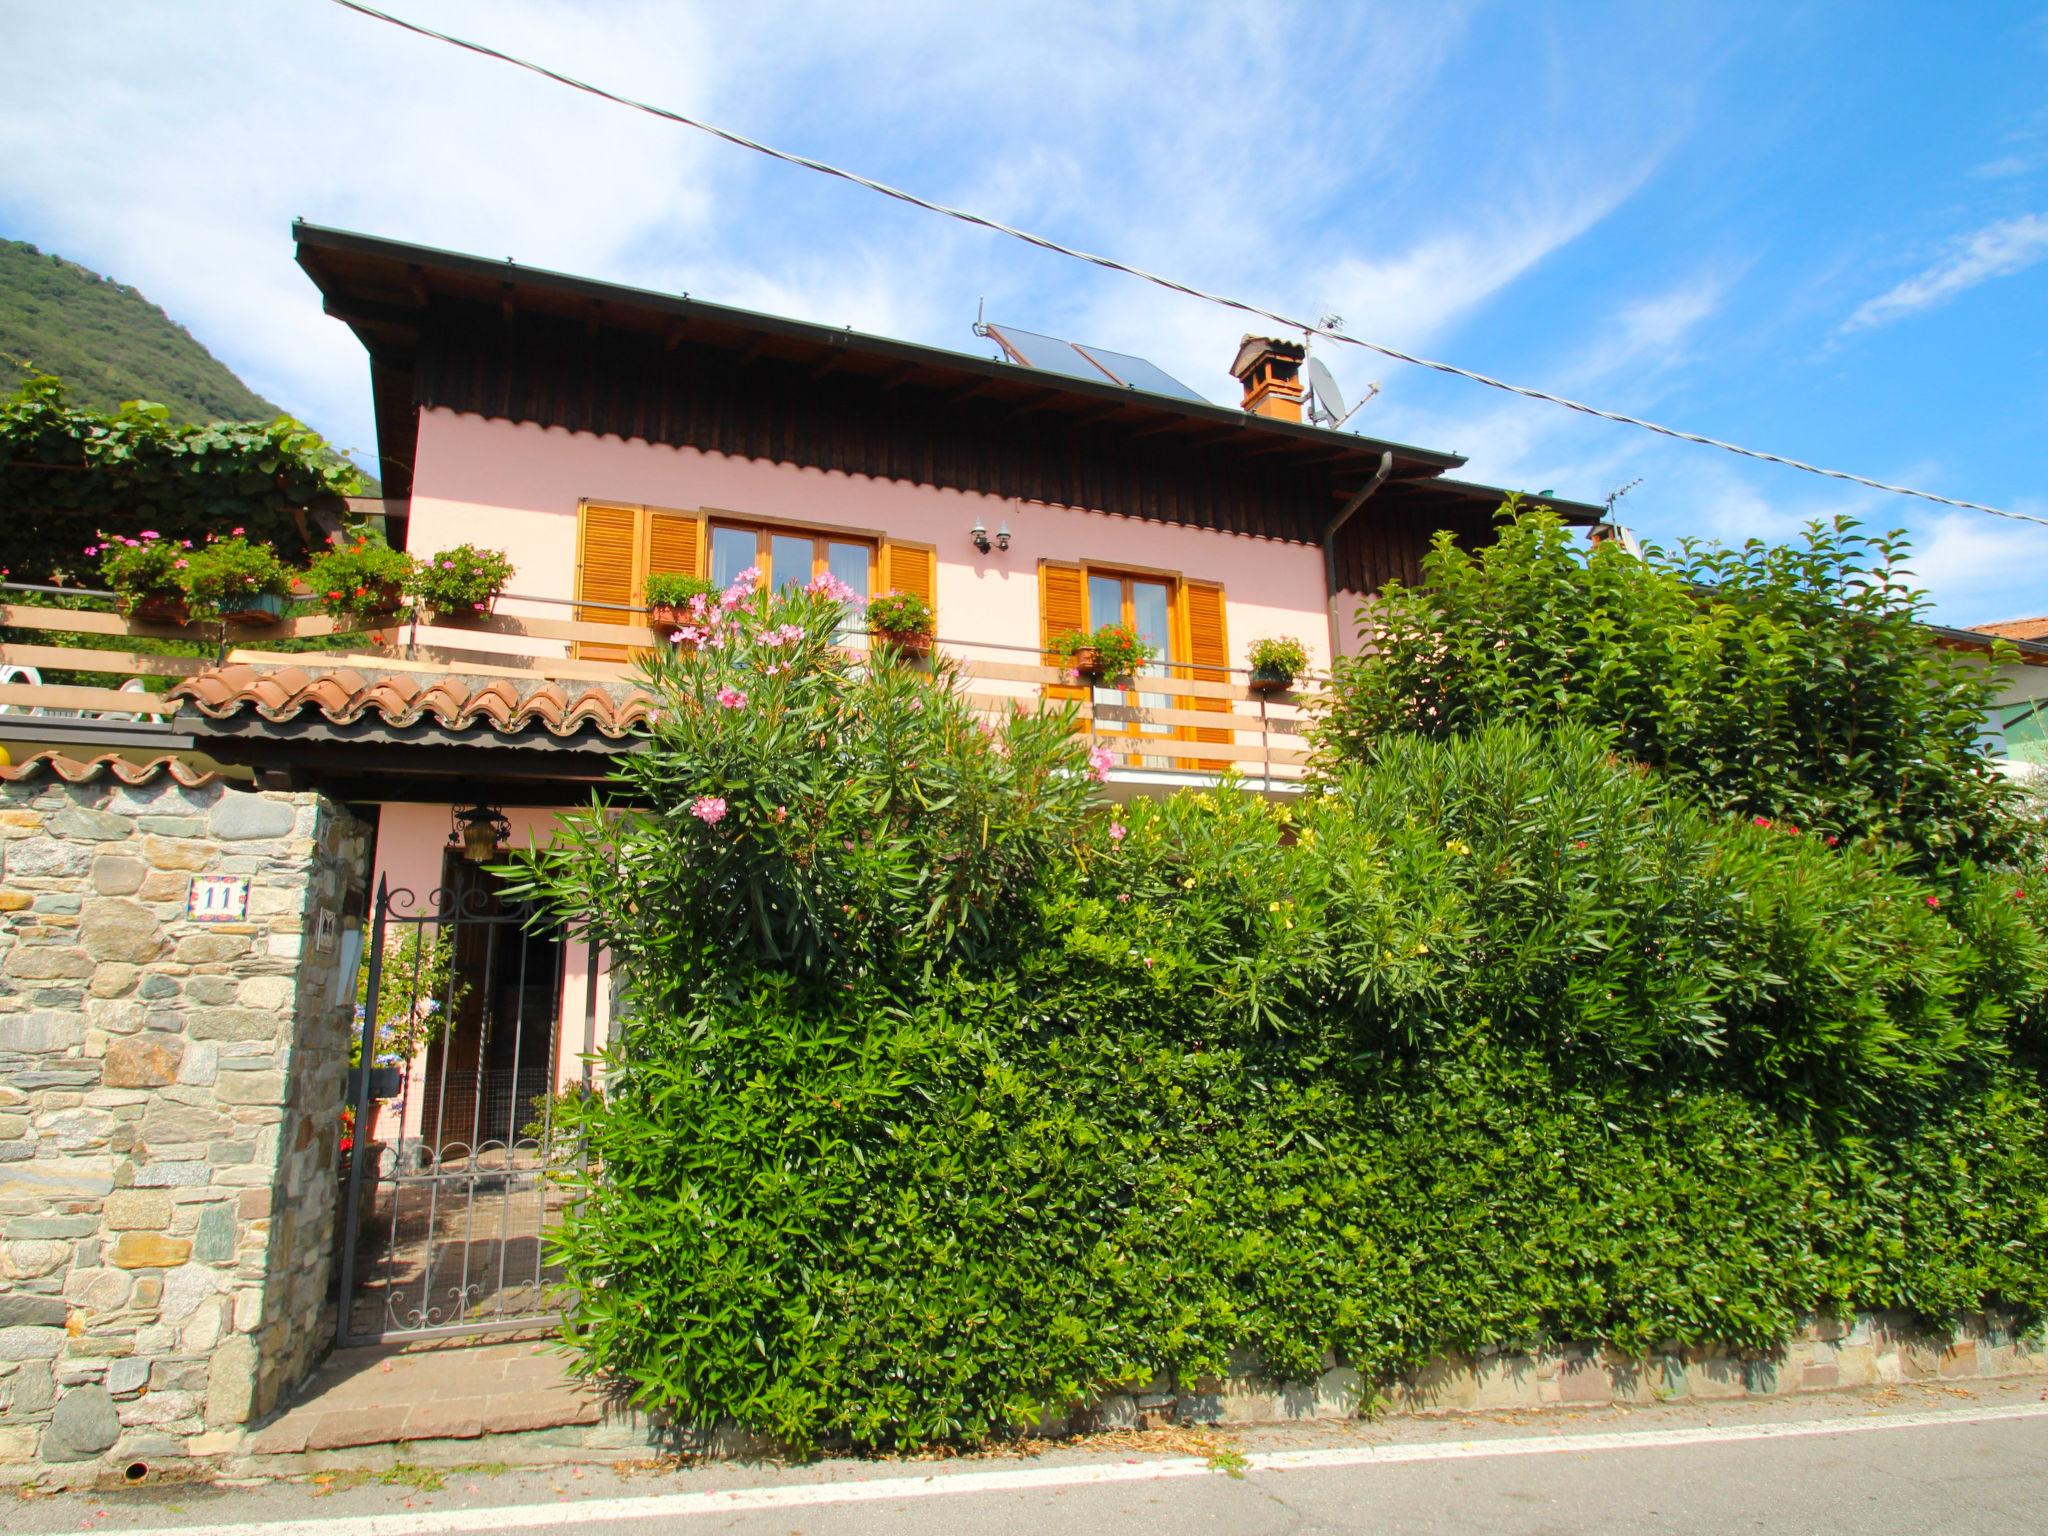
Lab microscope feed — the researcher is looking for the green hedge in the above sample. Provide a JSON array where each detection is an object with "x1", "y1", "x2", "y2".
[{"x1": 510, "y1": 586, "x2": 2048, "y2": 1453}]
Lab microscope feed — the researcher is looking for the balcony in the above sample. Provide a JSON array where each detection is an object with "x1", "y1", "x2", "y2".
[{"x1": 0, "y1": 587, "x2": 1316, "y2": 792}]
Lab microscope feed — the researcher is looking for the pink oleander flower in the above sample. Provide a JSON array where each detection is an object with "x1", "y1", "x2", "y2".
[
  {"x1": 1925, "y1": 894, "x2": 1940, "y2": 909},
  {"x1": 1109, "y1": 821, "x2": 1127, "y2": 842},
  {"x1": 691, "y1": 796, "x2": 727, "y2": 825},
  {"x1": 774, "y1": 805, "x2": 788, "y2": 823},
  {"x1": 804, "y1": 571, "x2": 859, "y2": 603},
  {"x1": 1753, "y1": 816, "x2": 1772, "y2": 828},
  {"x1": 1087, "y1": 743, "x2": 1115, "y2": 783},
  {"x1": 1117, "y1": 892, "x2": 1131, "y2": 903},
  {"x1": 716, "y1": 685, "x2": 748, "y2": 709},
  {"x1": 140, "y1": 530, "x2": 158, "y2": 540},
  {"x1": 231, "y1": 526, "x2": 244, "y2": 535}
]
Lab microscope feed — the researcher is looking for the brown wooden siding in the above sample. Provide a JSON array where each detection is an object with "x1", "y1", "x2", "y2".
[{"x1": 414, "y1": 298, "x2": 1342, "y2": 546}]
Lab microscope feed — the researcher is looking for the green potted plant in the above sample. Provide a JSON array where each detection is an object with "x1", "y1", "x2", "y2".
[
  {"x1": 306, "y1": 528, "x2": 417, "y2": 627},
  {"x1": 865, "y1": 588, "x2": 936, "y2": 659},
  {"x1": 1246, "y1": 635, "x2": 1308, "y2": 693},
  {"x1": 1050, "y1": 621, "x2": 1156, "y2": 686},
  {"x1": 410, "y1": 543, "x2": 514, "y2": 626},
  {"x1": 183, "y1": 532, "x2": 295, "y2": 628},
  {"x1": 644, "y1": 571, "x2": 718, "y2": 632},
  {"x1": 91, "y1": 532, "x2": 191, "y2": 624}
]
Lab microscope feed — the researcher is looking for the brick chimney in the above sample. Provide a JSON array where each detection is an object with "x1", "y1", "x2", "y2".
[{"x1": 1230, "y1": 335, "x2": 1307, "y2": 422}]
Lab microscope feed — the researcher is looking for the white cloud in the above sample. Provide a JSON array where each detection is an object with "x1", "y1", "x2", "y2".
[{"x1": 1839, "y1": 212, "x2": 2048, "y2": 333}]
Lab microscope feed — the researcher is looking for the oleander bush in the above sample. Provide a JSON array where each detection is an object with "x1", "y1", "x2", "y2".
[{"x1": 504, "y1": 573, "x2": 2048, "y2": 1455}]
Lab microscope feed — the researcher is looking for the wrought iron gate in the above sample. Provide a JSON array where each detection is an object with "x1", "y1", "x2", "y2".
[{"x1": 335, "y1": 874, "x2": 598, "y2": 1346}]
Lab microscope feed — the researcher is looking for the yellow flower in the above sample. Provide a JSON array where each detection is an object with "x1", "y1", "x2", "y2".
[
  {"x1": 1444, "y1": 838, "x2": 1472, "y2": 856},
  {"x1": 1268, "y1": 901, "x2": 1282, "y2": 912}
]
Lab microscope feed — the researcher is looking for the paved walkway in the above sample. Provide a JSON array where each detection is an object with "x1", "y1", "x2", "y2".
[{"x1": 247, "y1": 1339, "x2": 601, "y2": 1454}]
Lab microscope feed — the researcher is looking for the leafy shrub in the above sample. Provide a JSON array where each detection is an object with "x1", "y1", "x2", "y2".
[
  {"x1": 1050, "y1": 621, "x2": 1155, "y2": 683},
  {"x1": 510, "y1": 685, "x2": 2048, "y2": 1450},
  {"x1": 182, "y1": 532, "x2": 293, "y2": 616},
  {"x1": 1315, "y1": 506, "x2": 2026, "y2": 868},
  {"x1": 410, "y1": 543, "x2": 514, "y2": 614},
  {"x1": 307, "y1": 528, "x2": 416, "y2": 622}
]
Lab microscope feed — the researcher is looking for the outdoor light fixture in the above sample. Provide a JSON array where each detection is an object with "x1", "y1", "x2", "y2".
[
  {"x1": 449, "y1": 804, "x2": 511, "y2": 863},
  {"x1": 970, "y1": 518, "x2": 992, "y2": 554},
  {"x1": 996, "y1": 522, "x2": 1011, "y2": 551}
]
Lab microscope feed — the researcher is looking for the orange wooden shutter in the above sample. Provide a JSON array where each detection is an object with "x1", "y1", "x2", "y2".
[
  {"x1": 879, "y1": 540, "x2": 937, "y2": 618},
  {"x1": 1038, "y1": 561, "x2": 1087, "y2": 711},
  {"x1": 1180, "y1": 579, "x2": 1231, "y2": 770},
  {"x1": 575, "y1": 503, "x2": 639, "y2": 662},
  {"x1": 647, "y1": 510, "x2": 704, "y2": 584}
]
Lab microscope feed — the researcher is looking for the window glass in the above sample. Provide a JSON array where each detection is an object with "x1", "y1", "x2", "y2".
[
  {"x1": 710, "y1": 526, "x2": 757, "y2": 590},
  {"x1": 827, "y1": 542, "x2": 869, "y2": 599},
  {"x1": 1087, "y1": 573, "x2": 1123, "y2": 629},
  {"x1": 770, "y1": 534, "x2": 812, "y2": 593}
]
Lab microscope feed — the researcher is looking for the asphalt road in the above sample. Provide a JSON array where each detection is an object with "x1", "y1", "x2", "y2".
[{"x1": 9, "y1": 1378, "x2": 2047, "y2": 1536}]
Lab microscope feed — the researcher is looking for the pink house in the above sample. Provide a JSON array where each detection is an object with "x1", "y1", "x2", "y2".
[{"x1": 168, "y1": 225, "x2": 1601, "y2": 1292}]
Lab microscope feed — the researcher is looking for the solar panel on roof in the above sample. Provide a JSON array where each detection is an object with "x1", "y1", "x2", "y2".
[{"x1": 980, "y1": 321, "x2": 1207, "y2": 404}]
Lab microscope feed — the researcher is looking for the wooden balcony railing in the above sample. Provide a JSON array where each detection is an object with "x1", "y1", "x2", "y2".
[{"x1": 0, "y1": 588, "x2": 1317, "y2": 783}]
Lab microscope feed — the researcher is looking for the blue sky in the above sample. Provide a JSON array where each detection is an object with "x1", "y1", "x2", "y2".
[{"x1": 5, "y1": 0, "x2": 2045, "y2": 622}]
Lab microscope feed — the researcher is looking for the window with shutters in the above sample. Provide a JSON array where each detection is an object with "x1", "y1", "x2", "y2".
[
  {"x1": 577, "y1": 503, "x2": 931, "y2": 661},
  {"x1": 1037, "y1": 563, "x2": 1231, "y2": 771}
]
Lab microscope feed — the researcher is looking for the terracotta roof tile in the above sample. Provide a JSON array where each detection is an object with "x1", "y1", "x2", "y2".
[
  {"x1": 0, "y1": 751, "x2": 224, "y2": 788},
  {"x1": 167, "y1": 663, "x2": 654, "y2": 740},
  {"x1": 1973, "y1": 617, "x2": 2048, "y2": 644}
]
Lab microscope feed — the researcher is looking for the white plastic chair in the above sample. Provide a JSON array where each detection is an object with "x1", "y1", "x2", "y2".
[{"x1": 0, "y1": 663, "x2": 44, "y2": 716}]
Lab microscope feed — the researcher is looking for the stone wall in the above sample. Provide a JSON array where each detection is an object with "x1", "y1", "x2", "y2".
[{"x1": 0, "y1": 765, "x2": 368, "y2": 1481}]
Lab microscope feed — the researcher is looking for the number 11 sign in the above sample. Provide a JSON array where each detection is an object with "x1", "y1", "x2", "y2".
[{"x1": 187, "y1": 875, "x2": 250, "y2": 923}]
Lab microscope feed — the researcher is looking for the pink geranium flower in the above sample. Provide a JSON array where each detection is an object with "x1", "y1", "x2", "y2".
[{"x1": 692, "y1": 796, "x2": 728, "y2": 825}]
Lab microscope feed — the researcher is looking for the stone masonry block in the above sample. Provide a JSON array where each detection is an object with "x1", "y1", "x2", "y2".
[
  {"x1": 91, "y1": 857, "x2": 147, "y2": 896},
  {"x1": 101, "y1": 1033, "x2": 182, "y2": 1089},
  {"x1": 110, "y1": 1232, "x2": 192, "y2": 1269},
  {"x1": 209, "y1": 795, "x2": 296, "y2": 841},
  {"x1": 104, "y1": 1189, "x2": 173, "y2": 1230},
  {"x1": 80, "y1": 898, "x2": 163, "y2": 964}
]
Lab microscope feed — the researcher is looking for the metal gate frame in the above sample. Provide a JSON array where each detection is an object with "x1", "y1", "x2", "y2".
[{"x1": 335, "y1": 874, "x2": 597, "y2": 1347}]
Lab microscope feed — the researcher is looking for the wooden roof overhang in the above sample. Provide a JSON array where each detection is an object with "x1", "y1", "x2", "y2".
[
  {"x1": 293, "y1": 222, "x2": 1602, "y2": 554},
  {"x1": 177, "y1": 706, "x2": 634, "y2": 805}
]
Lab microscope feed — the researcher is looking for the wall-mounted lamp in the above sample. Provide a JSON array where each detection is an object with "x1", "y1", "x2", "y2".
[
  {"x1": 449, "y1": 803, "x2": 511, "y2": 863},
  {"x1": 996, "y1": 522, "x2": 1011, "y2": 552},
  {"x1": 970, "y1": 518, "x2": 991, "y2": 554}
]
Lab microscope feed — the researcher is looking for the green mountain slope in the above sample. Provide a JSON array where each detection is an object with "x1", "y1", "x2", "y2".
[{"x1": 0, "y1": 238, "x2": 282, "y2": 422}]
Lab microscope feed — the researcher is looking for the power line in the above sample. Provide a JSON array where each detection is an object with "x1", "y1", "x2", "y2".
[{"x1": 325, "y1": 0, "x2": 2048, "y2": 532}]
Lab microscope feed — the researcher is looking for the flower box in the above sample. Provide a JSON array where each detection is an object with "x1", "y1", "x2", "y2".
[
  {"x1": 872, "y1": 628, "x2": 934, "y2": 661},
  {"x1": 218, "y1": 591, "x2": 290, "y2": 628},
  {"x1": 1248, "y1": 665, "x2": 1295, "y2": 694},
  {"x1": 426, "y1": 598, "x2": 499, "y2": 628},
  {"x1": 366, "y1": 1065, "x2": 404, "y2": 1101},
  {"x1": 121, "y1": 591, "x2": 190, "y2": 626}
]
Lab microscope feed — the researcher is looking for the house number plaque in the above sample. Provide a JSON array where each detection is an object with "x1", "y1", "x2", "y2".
[{"x1": 187, "y1": 875, "x2": 250, "y2": 923}]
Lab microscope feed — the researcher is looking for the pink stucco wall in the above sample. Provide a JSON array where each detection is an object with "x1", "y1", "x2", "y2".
[{"x1": 403, "y1": 407, "x2": 1336, "y2": 676}]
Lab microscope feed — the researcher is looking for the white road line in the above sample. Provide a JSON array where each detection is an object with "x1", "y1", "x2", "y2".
[{"x1": 82, "y1": 1401, "x2": 2048, "y2": 1536}]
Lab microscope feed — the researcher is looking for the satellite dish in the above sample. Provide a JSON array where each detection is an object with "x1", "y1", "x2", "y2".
[{"x1": 1306, "y1": 357, "x2": 1346, "y2": 426}]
